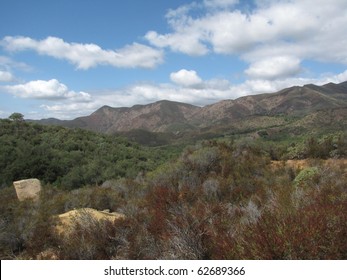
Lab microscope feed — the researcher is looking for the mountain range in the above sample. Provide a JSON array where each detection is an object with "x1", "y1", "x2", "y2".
[{"x1": 36, "y1": 81, "x2": 347, "y2": 144}]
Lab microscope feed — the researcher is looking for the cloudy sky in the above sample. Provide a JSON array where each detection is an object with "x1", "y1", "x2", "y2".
[{"x1": 1, "y1": 0, "x2": 347, "y2": 119}]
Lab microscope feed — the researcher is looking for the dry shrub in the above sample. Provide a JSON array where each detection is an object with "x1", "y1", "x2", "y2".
[
  {"x1": 162, "y1": 204, "x2": 212, "y2": 259},
  {"x1": 117, "y1": 212, "x2": 163, "y2": 259},
  {"x1": 238, "y1": 183, "x2": 347, "y2": 259},
  {"x1": 55, "y1": 210, "x2": 125, "y2": 259}
]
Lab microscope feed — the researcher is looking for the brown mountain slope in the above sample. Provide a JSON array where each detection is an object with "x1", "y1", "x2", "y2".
[
  {"x1": 38, "y1": 81, "x2": 347, "y2": 134},
  {"x1": 192, "y1": 82, "x2": 347, "y2": 126},
  {"x1": 66, "y1": 100, "x2": 200, "y2": 133}
]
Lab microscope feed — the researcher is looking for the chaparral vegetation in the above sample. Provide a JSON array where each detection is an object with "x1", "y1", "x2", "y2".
[{"x1": 0, "y1": 115, "x2": 346, "y2": 260}]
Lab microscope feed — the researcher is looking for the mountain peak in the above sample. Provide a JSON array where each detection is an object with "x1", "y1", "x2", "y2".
[{"x1": 36, "y1": 81, "x2": 347, "y2": 134}]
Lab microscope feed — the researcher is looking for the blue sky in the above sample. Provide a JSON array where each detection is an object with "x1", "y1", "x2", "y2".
[{"x1": 1, "y1": 0, "x2": 347, "y2": 120}]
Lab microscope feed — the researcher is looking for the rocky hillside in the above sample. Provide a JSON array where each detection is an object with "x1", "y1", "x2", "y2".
[
  {"x1": 35, "y1": 81, "x2": 347, "y2": 135},
  {"x1": 64, "y1": 100, "x2": 200, "y2": 133}
]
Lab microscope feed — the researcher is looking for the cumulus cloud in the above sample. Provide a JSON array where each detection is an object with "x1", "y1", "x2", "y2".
[
  {"x1": 146, "y1": 0, "x2": 347, "y2": 80},
  {"x1": 0, "y1": 70, "x2": 14, "y2": 82},
  {"x1": 145, "y1": 2, "x2": 209, "y2": 56},
  {"x1": 1, "y1": 36, "x2": 164, "y2": 69},
  {"x1": 170, "y1": 69, "x2": 203, "y2": 87},
  {"x1": 145, "y1": 31, "x2": 208, "y2": 56},
  {"x1": 5, "y1": 79, "x2": 91, "y2": 102},
  {"x1": 149, "y1": 0, "x2": 347, "y2": 57},
  {"x1": 245, "y1": 56, "x2": 302, "y2": 80}
]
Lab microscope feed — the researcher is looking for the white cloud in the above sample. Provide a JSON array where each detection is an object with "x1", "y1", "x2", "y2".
[
  {"x1": 1, "y1": 36, "x2": 164, "y2": 69},
  {"x1": 204, "y1": 0, "x2": 239, "y2": 8},
  {"x1": 145, "y1": 2, "x2": 209, "y2": 56},
  {"x1": 0, "y1": 56, "x2": 32, "y2": 72},
  {"x1": 5, "y1": 79, "x2": 91, "y2": 102},
  {"x1": 40, "y1": 102, "x2": 97, "y2": 118},
  {"x1": 170, "y1": 69, "x2": 203, "y2": 87},
  {"x1": 239, "y1": 69, "x2": 347, "y2": 95},
  {"x1": 0, "y1": 56, "x2": 32, "y2": 83},
  {"x1": 146, "y1": 0, "x2": 347, "y2": 80},
  {"x1": 335, "y1": 70, "x2": 347, "y2": 83},
  {"x1": 245, "y1": 56, "x2": 301, "y2": 80},
  {"x1": 145, "y1": 31, "x2": 208, "y2": 56},
  {"x1": 0, "y1": 70, "x2": 14, "y2": 82}
]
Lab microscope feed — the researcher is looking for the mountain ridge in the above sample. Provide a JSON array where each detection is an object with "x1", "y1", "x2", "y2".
[{"x1": 33, "y1": 81, "x2": 347, "y2": 136}]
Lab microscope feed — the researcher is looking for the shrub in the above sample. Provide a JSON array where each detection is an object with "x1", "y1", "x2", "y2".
[
  {"x1": 293, "y1": 167, "x2": 319, "y2": 188},
  {"x1": 238, "y1": 177, "x2": 347, "y2": 259}
]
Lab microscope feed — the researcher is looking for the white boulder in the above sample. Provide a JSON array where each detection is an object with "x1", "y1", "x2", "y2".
[{"x1": 13, "y1": 178, "x2": 42, "y2": 201}]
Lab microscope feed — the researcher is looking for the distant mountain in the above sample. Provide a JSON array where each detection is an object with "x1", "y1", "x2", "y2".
[
  {"x1": 192, "y1": 82, "x2": 347, "y2": 124},
  {"x1": 34, "y1": 118, "x2": 68, "y2": 126},
  {"x1": 62, "y1": 100, "x2": 200, "y2": 133},
  {"x1": 34, "y1": 81, "x2": 347, "y2": 138}
]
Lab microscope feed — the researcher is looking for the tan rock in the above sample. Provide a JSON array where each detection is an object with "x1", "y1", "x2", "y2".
[
  {"x1": 55, "y1": 208, "x2": 125, "y2": 235},
  {"x1": 13, "y1": 178, "x2": 42, "y2": 201}
]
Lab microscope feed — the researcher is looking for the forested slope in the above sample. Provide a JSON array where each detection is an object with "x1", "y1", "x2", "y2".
[{"x1": 0, "y1": 119, "x2": 173, "y2": 189}]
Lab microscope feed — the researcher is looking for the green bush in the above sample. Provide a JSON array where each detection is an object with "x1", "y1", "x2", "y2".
[{"x1": 293, "y1": 167, "x2": 319, "y2": 188}]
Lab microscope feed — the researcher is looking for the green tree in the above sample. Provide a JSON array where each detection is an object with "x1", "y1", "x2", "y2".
[{"x1": 9, "y1": 113, "x2": 24, "y2": 122}]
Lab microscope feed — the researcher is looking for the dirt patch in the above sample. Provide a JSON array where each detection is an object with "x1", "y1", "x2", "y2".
[
  {"x1": 271, "y1": 158, "x2": 347, "y2": 172},
  {"x1": 55, "y1": 208, "x2": 125, "y2": 234}
]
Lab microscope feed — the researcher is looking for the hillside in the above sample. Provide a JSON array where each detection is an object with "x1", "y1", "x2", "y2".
[
  {"x1": 34, "y1": 82, "x2": 347, "y2": 141},
  {"x1": 63, "y1": 100, "x2": 200, "y2": 133},
  {"x1": 0, "y1": 120, "x2": 172, "y2": 189},
  {"x1": 193, "y1": 81, "x2": 347, "y2": 123}
]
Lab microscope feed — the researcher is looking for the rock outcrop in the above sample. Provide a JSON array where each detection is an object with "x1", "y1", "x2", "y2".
[
  {"x1": 55, "y1": 208, "x2": 125, "y2": 234},
  {"x1": 13, "y1": 178, "x2": 42, "y2": 201}
]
